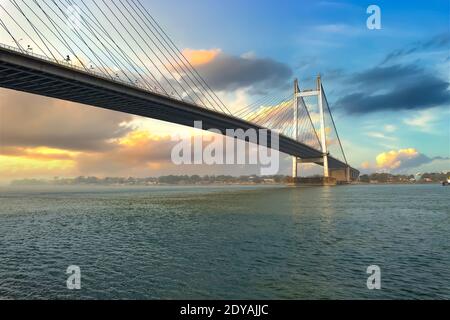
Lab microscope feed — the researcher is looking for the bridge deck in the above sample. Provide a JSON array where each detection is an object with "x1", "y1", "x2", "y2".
[{"x1": 0, "y1": 46, "x2": 359, "y2": 178}]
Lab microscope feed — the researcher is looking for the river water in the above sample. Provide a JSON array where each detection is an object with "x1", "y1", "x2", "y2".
[{"x1": 0, "y1": 184, "x2": 448, "y2": 299}]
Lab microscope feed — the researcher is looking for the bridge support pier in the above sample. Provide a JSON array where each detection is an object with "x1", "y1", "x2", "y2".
[
  {"x1": 289, "y1": 157, "x2": 336, "y2": 186},
  {"x1": 328, "y1": 166, "x2": 354, "y2": 184},
  {"x1": 288, "y1": 176, "x2": 337, "y2": 186},
  {"x1": 323, "y1": 154, "x2": 329, "y2": 178}
]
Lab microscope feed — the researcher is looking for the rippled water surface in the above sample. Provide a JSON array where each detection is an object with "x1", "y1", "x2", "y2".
[{"x1": 0, "y1": 184, "x2": 448, "y2": 299}]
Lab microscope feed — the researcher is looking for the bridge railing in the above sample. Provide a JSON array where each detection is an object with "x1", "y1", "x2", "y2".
[
  {"x1": 0, "y1": 42, "x2": 173, "y2": 98},
  {"x1": 1, "y1": 42, "x2": 268, "y2": 120}
]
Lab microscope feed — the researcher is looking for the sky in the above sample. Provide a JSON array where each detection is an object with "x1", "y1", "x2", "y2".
[{"x1": 0, "y1": 0, "x2": 449, "y2": 182}]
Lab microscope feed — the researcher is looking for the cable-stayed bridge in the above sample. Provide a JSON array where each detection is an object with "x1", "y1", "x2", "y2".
[{"x1": 0, "y1": 0, "x2": 359, "y2": 182}]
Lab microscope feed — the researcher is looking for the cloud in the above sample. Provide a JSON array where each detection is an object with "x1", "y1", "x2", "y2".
[
  {"x1": 384, "y1": 125, "x2": 397, "y2": 133},
  {"x1": 349, "y1": 64, "x2": 423, "y2": 87},
  {"x1": 182, "y1": 48, "x2": 221, "y2": 66},
  {"x1": 360, "y1": 148, "x2": 450, "y2": 174},
  {"x1": 413, "y1": 158, "x2": 450, "y2": 174},
  {"x1": 333, "y1": 34, "x2": 450, "y2": 115},
  {"x1": 0, "y1": 130, "x2": 177, "y2": 181},
  {"x1": 360, "y1": 148, "x2": 449, "y2": 173},
  {"x1": 0, "y1": 124, "x2": 296, "y2": 181},
  {"x1": 376, "y1": 148, "x2": 429, "y2": 170},
  {"x1": 0, "y1": 156, "x2": 76, "y2": 180},
  {"x1": 382, "y1": 33, "x2": 450, "y2": 64},
  {"x1": 360, "y1": 161, "x2": 371, "y2": 170},
  {"x1": 0, "y1": 128, "x2": 185, "y2": 180},
  {"x1": 183, "y1": 49, "x2": 293, "y2": 92},
  {"x1": 366, "y1": 132, "x2": 396, "y2": 141},
  {"x1": 0, "y1": 89, "x2": 133, "y2": 151},
  {"x1": 335, "y1": 65, "x2": 450, "y2": 114},
  {"x1": 75, "y1": 130, "x2": 177, "y2": 176},
  {"x1": 1, "y1": 146, "x2": 78, "y2": 161},
  {"x1": 313, "y1": 24, "x2": 362, "y2": 36},
  {"x1": 404, "y1": 109, "x2": 437, "y2": 133}
]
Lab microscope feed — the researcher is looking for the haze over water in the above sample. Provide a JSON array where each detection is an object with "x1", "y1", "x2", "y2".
[{"x1": 0, "y1": 184, "x2": 448, "y2": 299}]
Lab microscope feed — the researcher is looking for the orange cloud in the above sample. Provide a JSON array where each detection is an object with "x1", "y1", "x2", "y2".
[
  {"x1": 182, "y1": 48, "x2": 221, "y2": 66},
  {"x1": 376, "y1": 148, "x2": 420, "y2": 170},
  {"x1": 360, "y1": 148, "x2": 445, "y2": 173},
  {"x1": 0, "y1": 147, "x2": 77, "y2": 180},
  {"x1": 360, "y1": 161, "x2": 371, "y2": 170},
  {"x1": 0, "y1": 127, "x2": 175, "y2": 182},
  {"x1": 1, "y1": 146, "x2": 78, "y2": 160}
]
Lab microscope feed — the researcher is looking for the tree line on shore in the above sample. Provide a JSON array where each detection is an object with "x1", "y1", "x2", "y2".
[
  {"x1": 359, "y1": 172, "x2": 449, "y2": 183},
  {"x1": 10, "y1": 175, "x2": 286, "y2": 186},
  {"x1": 10, "y1": 172, "x2": 449, "y2": 186}
]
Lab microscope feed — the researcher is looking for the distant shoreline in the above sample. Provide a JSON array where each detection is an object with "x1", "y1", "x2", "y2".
[
  {"x1": 4, "y1": 182, "x2": 446, "y2": 187},
  {"x1": 6, "y1": 172, "x2": 449, "y2": 187}
]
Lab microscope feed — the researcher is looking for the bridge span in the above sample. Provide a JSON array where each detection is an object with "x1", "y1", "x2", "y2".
[{"x1": 0, "y1": 45, "x2": 359, "y2": 181}]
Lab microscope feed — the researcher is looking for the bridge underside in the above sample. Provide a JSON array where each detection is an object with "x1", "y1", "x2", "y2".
[{"x1": 0, "y1": 47, "x2": 359, "y2": 178}]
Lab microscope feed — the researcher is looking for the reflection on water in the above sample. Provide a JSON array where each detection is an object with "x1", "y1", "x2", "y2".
[{"x1": 0, "y1": 184, "x2": 448, "y2": 299}]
